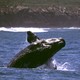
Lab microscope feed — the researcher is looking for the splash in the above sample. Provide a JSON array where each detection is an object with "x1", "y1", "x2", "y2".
[
  {"x1": 0, "y1": 27, "x2": 50, "y2": 32},
  {"x1": 52, "y1": 59, "x2": 75, "y2": 71},
  {"x1": 57, "y1": 62, "x2": 70, "y2": 71}
]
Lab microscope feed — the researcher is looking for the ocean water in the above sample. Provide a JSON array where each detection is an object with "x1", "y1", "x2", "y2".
[{"x1": 0, "y1": 27, "x2": 80, "y2": 80}]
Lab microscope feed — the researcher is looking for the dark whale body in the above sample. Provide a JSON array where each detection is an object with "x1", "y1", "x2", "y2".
[
  {"x1": 8, "y1": 31, "x2": 65, "y2": 68},
  {"x1": 27, "y1": 31, "x2": 40, "y2": 43}
]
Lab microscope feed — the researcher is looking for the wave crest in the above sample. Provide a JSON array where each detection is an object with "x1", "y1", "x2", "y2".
[
  {"x1": 0, "y1": 27, "x2": 50, "y2": 32},
  {"x1": 0, "y1": 27, "x2": 80, "y2": 32}
]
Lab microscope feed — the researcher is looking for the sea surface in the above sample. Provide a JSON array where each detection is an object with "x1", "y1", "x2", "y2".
[{"x1": 0, "y1": 27, "x2": 80, "y2": 80}]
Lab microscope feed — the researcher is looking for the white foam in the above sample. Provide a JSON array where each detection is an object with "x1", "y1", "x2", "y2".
[
  {"x1": 0, "y1": 27, "x2": 80, "y2": 32},
  {"x1": 52, "y1": 59, "x2": 75, "y2": 71},
  {"x1": 0, "y1": 27, "x2": 50, "y2": 32},
  {"x1": 57, "y1": 62, "x2": 70, "y2": 71},
  {"x1": 55, "y1": 27, "x2": 80, "y2": 30}
]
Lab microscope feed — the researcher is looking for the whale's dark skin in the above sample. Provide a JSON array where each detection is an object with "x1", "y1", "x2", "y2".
[
  {"x1": 27, "y1": 31, "x2": 40, "y2": 43},
  {"x1": 7, "y1": 31, "x2": 65, "y2": 68}
]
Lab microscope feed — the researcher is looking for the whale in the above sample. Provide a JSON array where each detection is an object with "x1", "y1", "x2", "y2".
[{"x1": 7, "y1": 31, "x2": 65, "y2": 68}]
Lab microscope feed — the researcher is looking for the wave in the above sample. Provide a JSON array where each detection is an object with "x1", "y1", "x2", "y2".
[
  {"x1": 0, "y1": 27, "x2": 80, "y2": 32},
  {"x1": 56, "y1": 27, "x2": 80, "y2": 30},
  {"x1": 0, "y1": 27, "x2": 50, "y2": 32}
]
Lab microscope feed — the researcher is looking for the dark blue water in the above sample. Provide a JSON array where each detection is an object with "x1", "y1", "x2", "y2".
[{"x1": 0, "y1": 28, "x2": 80, "y2": 80}]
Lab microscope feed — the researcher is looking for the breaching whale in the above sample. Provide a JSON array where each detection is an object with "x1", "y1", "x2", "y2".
[{"x1": 7, "y1": 31, "x2": 65, "y2": 68}]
